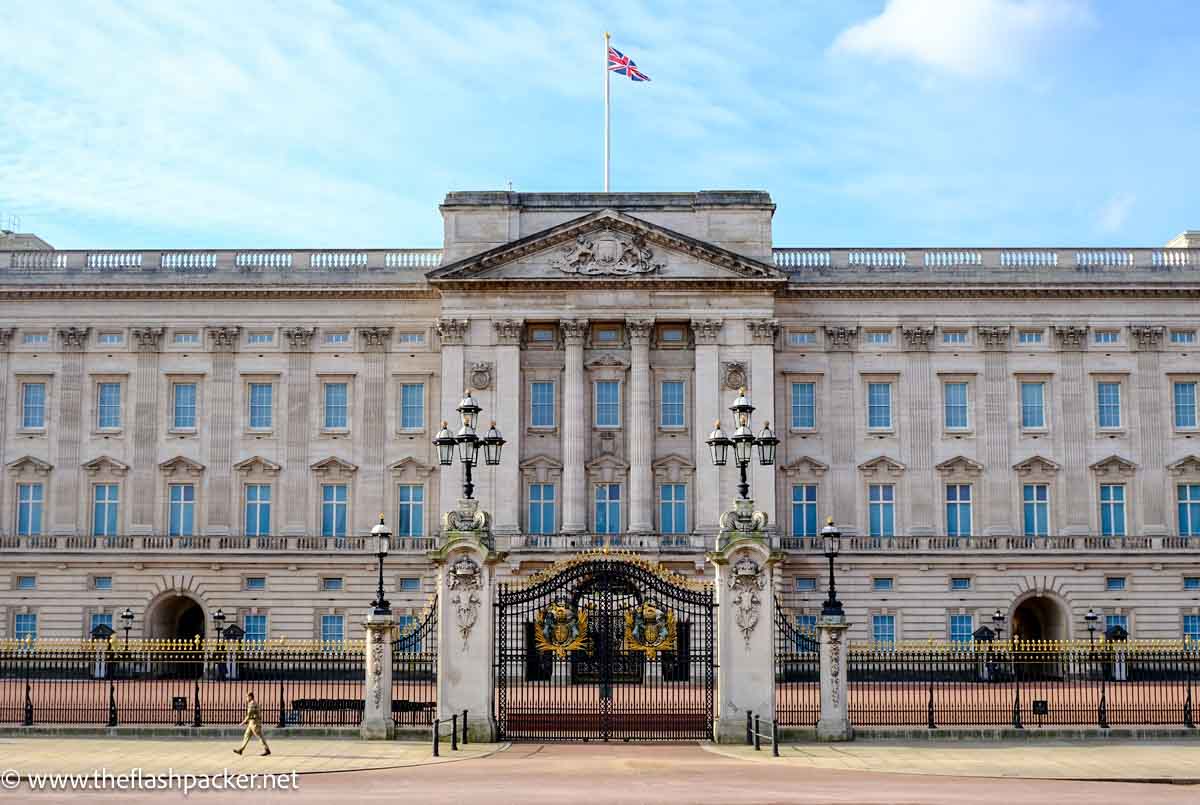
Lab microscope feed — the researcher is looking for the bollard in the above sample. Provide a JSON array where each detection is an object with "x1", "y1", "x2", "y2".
[
  {"x1": 746, "y1": 711, "x2": 753, "y2": 745},
  {"x1": 462, "y1": 710, "x2": 469, "y2": 745},
  {"x1": 772, "y1": 719, "x2": 779, "y2": 757},
  {"x1": 451, "y1": 713, "x2": 458, "y2": 751},
  {"x1": 432, "y1": 719, "x2": 440, "y2": 757},
  {"x1": 754, "y1": 715, "x2": 761, "y2": 751}
]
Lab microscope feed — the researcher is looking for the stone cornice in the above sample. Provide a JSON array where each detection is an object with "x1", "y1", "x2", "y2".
[
  {"x1": 0, "y1": 286, "x2": 439, "y2": 301},
  {"x1": 777, "y1": 285, "x2": 1200, "y2": 300}
]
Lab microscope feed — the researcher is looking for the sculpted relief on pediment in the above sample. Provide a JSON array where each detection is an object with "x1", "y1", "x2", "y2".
[{"x1": 551, "y1": 231, "x2": 664, "y2": 277}]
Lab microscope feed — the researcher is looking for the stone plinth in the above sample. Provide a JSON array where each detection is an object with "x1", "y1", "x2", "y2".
[
  {"x1": 816, "y1": 616, "x2": 853, "y2": 742},
  {"x1": 360, "y1": 610, "x2": 395, "y2": 740}
]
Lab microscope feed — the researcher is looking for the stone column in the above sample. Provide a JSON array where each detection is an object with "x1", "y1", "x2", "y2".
[
  {"x1": 436, "y1": 319, "x2": 469, "y2": 526},
  {"x1": 560, "y1": 319, "x2": 589, "y2": 533},
  {"x1": 627, "y1": 319, "x2": 654, "y2": 533},
  {"x1": 816, "y1": 616, "x2": 852, "y2": 741},
  {"x1": 747, "y1": 320, "x2": 779, "y2": 529},
  {"x1": 51, "y1": 327, "x2": 89, "y2": 536},
  {"x1": 978, "y1": 327, "x2": 1013, "y2": 535},
  {"x1": 361, "y1": 609, "x2": 395, "y2": 739},
  {"x1": 1054, "y1": 325, "x2": 1090, "y2": 536},
  {"x1": 900, "y1": 327, "x2": 936, "y2": 535},
  {"x1": 692, "y1": 320, "x2": 723, "y2": 535},
  {"x1": 825, "y1": 327, "x2": 859, "y2": 533},
  {"x1": 205, "y1": 327, "x2": 240, "y2": 536},
  {"x1": 359, "y1": 327, "x2": 392, "y2": 528},
  {"x1": 0, "y1": 329, "x2": 14, "y2": 529},
  {"x1": 281, "y1": 328, "x2": 315, "y2": 536},
  {"x1": 128, "y1": 328, "x2": 164, "y2": 535},
  {"x1": 1131, "y1": 325, "x2": 1168, "y2": 535},
  {"x1": 492, "y1": 319, "x2": 524, "y2": 535},
  {"x1": 709, "y1": 532, "x2": 776, "y2": 742}
]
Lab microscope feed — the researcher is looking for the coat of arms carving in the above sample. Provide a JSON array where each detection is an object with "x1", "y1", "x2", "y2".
[
  {"x1": 533, "y1": 599, "x2": 590, "y2": 658},
  {"x1": 551, "y1": 232, "x2": 663, "y2": 277},
  {"x1": 447, "y1": 556, "x2": 482, "y2": 650},
  {"x1": 729, "y1": 553, "x2": 766, "y2": 649},
  {"x1": 623, "y1": 600, "x2": 677, "y2": 659}
]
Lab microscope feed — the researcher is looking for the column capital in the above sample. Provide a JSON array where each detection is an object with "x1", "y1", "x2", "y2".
[
  {"x1": 1130, "y1": 324, "x2": 1165, "y2": 351},
  {"x1": 690, "y1": 318, "x2": 723, "y2": 346},
  {"x1": 823, "y1": 325, "x2": 858, "y2": 351},
  {"x1": 746, "y1": 318, "x2": 779, "y2": 347},
  {"x1": 130, "y1": 327, "x2": 165, "y2": 352},
  {"x1": 977, "y1": 326, "x2": 1011, "y2": 351},
  {"x1": 559, "y1": 318, "x2": 590, "y2": 345},
  {"x1": 206, "y1": 326, "x2": 241, "y2": 352},
  {"x1": 358, "y1": 326, "x2": 393, "y2": 352},
  {"x1": 901, "y1": 325, "x2": 935, "y2": 351},
  {"x1": 625, "y1": 318, "x2": 655, "y2": 344},
  {"x1": 283, "y1": 327, "x2": 317, "y2": 351},
  {"x1": 0, "y1": 327, "x2": 16, "y2": 352},
  {"x1": 1052, "y1": 324, "x2": 1089, "y2": 350},
  {"x1": 493, "y1": 318, "x2": 524, "y2": 346},
  {"x1": 56, "y1": 326, "x2": 90, "y2": 352},
  {"x1": 436, "y1": 318, "x2": 470, "y2": 346}
]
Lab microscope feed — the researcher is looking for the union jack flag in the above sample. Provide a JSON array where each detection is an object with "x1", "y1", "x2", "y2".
[{"x1": 607, "y1": 46, "x2": 651, "y2": 82}]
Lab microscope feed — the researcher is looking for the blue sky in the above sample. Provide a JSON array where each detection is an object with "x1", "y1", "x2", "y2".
[{"x1": 1, "y1": 0, "x2": 1196, "y2": 249}]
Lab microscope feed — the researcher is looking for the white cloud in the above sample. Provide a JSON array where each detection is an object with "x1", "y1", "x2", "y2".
[
  {"x1": 1098, "y1": 193, "x2": 1135, "y2": 234},
  {"x1": 831, "y1": 0, "x2": 1093, "y2": 78}
]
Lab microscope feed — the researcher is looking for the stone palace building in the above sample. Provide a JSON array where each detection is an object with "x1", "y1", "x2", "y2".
[{"x1": 1, "y1": 191, "x2": 1199, "y2": 647}]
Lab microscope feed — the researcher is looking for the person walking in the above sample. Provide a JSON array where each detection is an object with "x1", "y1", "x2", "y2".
[{"x1": 233, "y1": 691, "x2": 271, "y2": 756}]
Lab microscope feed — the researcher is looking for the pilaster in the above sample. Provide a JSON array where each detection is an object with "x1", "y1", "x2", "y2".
[
  {"x1": 361, "y1": 610, "x2": 396, "y2": 740},
  {"x1": 0, "y1": 329, "x2": 13, "y2": 531},
  {"x1": 978, "y1": 326, "x2": 1013, "y2": 535},
  {"x1": 901, "y1": 326, "x2": 935, "y2": 535},
  {"x1": 1054, "y1": 325, "x2": 1090, "y2": 535},
  {"x1": 627, "y1": 318, "x2": 654, "y2": 533},
  {"x1": 358, "y1": 327, "x2": 392, "y2": 530},
  {"x1": 747, "y1": 319, "x2": 779, "y2": 529},
  {"x1": 816, "y1": 618, "x2": 852, "y2": 741},
  {"x1": 691, "y1": 319, "x2": 723, "y2": 535},
  {"x1": 825, "y1": 326, "x2": 859, "y2": 533},
  {"x1": 492, "y1": 319, "x2": 523, "y2": 535},
  {"x1": 281, "y1": 328, "x2": 315, "y2": 536},
  {"x1": 129, "y1": 327, "x2": 164, "y2": 535},
  {"x1": 436, "y1": 319, "x2": 469, "y2": 527},
  {"x1": 1131, "y1": 325, "x2": 1168, "y2": 534},
  {"x1": 560, "y1": 319, "x2": 589, "y2": 533},
  {"x1": 205, "y1": 326, "x2": 240, "y2": 536},
  {"x1": 51, "y1": 327, "x2": 88, "y2": 535}
]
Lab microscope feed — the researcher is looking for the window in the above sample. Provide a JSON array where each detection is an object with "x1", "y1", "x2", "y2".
[
  {"x1": 872, "y1": 614, "x2": 895, "y2": 646},
  {"x1": 397, "y1": 485, "x2": 424, "y2": 537},
  {"x1": 172, "y1": 383, "x2": 197, "y2": 429},
  {"x1": 321, "y1": 484, "x2": 348, "y2": 538},
  {"x1": 1185, "y1": 577, "x2": 1200, "y2": 591},
  {"x1": 789, "y1": 331, "x2": 815, "y2": 346},
  {"x1": 16, "y1": 483, "x2": 43, "y2": 536},
  {"x1": 244, "y1": 485, "x2": 271, "y2": 536},
  {"x1": 248, "y1": 383, "x2": 273, "y2": 429},
  {"x1": 94, "y1": 576, "x2": 113, "y2": 590},
  {"x1": 90, "y1": 613, "x2": 113, "y2": 633},
  {"x1": 245, "y1": 577, "x2": 266, "y2": 591},
  {"x1": 867, "y1": 383, "x2": 892, "y2": 429},
  {"x1": 321, "y1": 614, "x2": 344, "y2": 643},
  {"x1": 950, "y1": 614, "x2": 973, "y2": 644},
  {"x1": 1100, "y1": 484, "x2": 1126, "y2": 537},
  {"x1": 168, "y1": 484, "x2": 195, "y2": 538},
  {"x1": 1106, "y1": 576, "x2": 1126, "y2": 591},
  {"x1": 1174, "y1": 383, "x2": 1197, "y2": 429},
  {"x1": 872, "y1": 577, "x2": 894, "y2": 592},
  {"x1": 659, "y1": 326, "x2": 685, "y2": 344},
  {"x1": 97, "y1": 382, "x2": 121, "y2": 429},
  {"x1": 21, "y1": 383, "x2": 46, "y2": 429},
  {"x1": 1020, "y1": 382, "x2": 1045, "y2": 429},
  {"x1": 946, "y1": 484, "x2": 972, "y2": 537},
  {"x1": 594, "y1": 326, "x2": 620, "y2": 344},
  {"x1": 23, "y1": 332, "x2": 49, "y2": 345},
  {"x1": 324, "y1": 382, "x2": 348, "y2": 429},
  {"x1": 529, "y1": 326, "x2": 555, "y2": 343},
  {"x1": 16, "y1": 575, "x2": 35, "y2": 590},
  {"x1": 325, "y1": 332, "x2": 350, "y2": 345},
  {"x1": 1096, "y1": 382, "x2": 1122, "y2": 429},
  {"x1": 595, "y1": 483, "x2": 621, "y2": 534},
  {"x1": 530, "y1": 382, "x2": 555, "y2": 428},
  {"x1": 866, "y1": 331, "x2": 891, "y2": 345},
  {"x1": 92, "y1": 484, "x2": 119, "y2": 537},
  {"x1": 1018, "y1": 330, "x2": 1043, "y2": 344},
  {"x1": 398, "y1": 577, "x2": 421, "y2": 593},
  {"x1": 943, "y1": 383, "x2": 969, "y2": 430},
  {"x1": 1105, "y1": 614, "x2": 1129, "y2": 634},
  {"x1": 951, "y1": 577, "x2": 971, "y2": 591},
  {"x1": 660, "y1": 381, "x2": 685, "y2": 428},
  {"x1": 15, "y1": 613, "x2": 37, "y2": 641},
  {"x1": 1185, "y1": 615, "x2": 1200, "y2": 642},
  {"x1": 868, "y1": 484, "x2": 895, "y2": 538},
  {"x1": 595, "y1": 381, "x2": 620, "y2": 427},
  {"x1": 397, "y1": 614, "x2": 416, "y2": 632},
  {"x1": 1180, "y1": 485, "x2": 1200, "y2": 537},
  {"x1": 528, "y1": 483, "x2": 556, "y2": 534},
  {"x1": 98, "y1": 333, "x2": 123, "y2": 346},
  {"x1": 1171, "y1": 330, "x2": 1197, "y2": 344},
  {"x1": 791, "y1": 484, "x2": 818, "y2": 537},
  {"x1": 1094, "y1": 330, "x2": 1119, "y2": 344},
  {"x1": 791, "y1": 382, "x2": 815, "y2": 429},
  {"x1": 243, "y1": 614, "x2": 267, "y2": 643},
  {"x1": 795, "y1": 577, "x2": 817, "y2": 592},
  {"x1": 321, "y1": 577, "x2": 344, "y2": 592},
  {"x1": 795, "y1": 614, "x2": 817, "y2": 635},
  {"x1": 943, "y1": 331, "x2": 967, "y2": 344},
  {"x1": 247, "y1": 332, "x2": 273, "y2": 345},
  {"x1": 659, "y1": 484, "x2": 687, "y2": 534},
  {"x1": 397, "y1": 332, "x2": 425, "y2": 345},
  {"x1": 173, "y1": 332, "x2": 199, "y2": 345},
  {"x1": 400, "y1": 383, "x2": 424, "y2": 429},
  {"x1": 1022, "y1": 484, "x2": 1049, "y2": 537}
]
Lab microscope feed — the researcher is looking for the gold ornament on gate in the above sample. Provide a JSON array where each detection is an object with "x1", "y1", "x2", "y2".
[
  {"x1": 534, "y1": 599, "x2": 590, "y2": 658},
  {"x1": 623, "y1": 600, "x2": 677, "y2": 660}
]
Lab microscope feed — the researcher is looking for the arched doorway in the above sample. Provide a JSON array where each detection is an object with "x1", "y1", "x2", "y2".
[
  {"x1": 146, "y1": 594, "x2": 207, "y2": 641},
  {"x1": 1011, "y1": 595, "x2": 1068, "y2": 643}
]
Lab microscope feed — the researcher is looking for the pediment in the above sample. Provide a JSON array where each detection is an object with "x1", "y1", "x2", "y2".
[
  {"x1": 82, "y1": 455, "x2": 129, "y2": 476},
  {"x1": 519, "y1": 454, "x2": 563, "y2": 471},
  {"x1": 310, "y1": 456, "x2": 359, "y2": 474},
  {"x1": 586, "y1": 453, "x2": 630, "y2": 472},
  {"x1": 1013, "y1": 455, "x2": 1060, "y2": 475},
  {"x1": 857, "y1": 455, "x2": 905, "y2": 476},
  {"x1": 7, "y1": 455, "x2": 52, "y2": 475},
  {"x1": 935, "y1": 455, "x2": 984, "y2": 476},
  {"x1": 233, "y1": 455, "x2": 282, "y2": 475},
  {"x1": 427, "y1": 209, "x2": 785, "y2": 286},
  {"x1": 652, "y1": 454, "x2": 694, "y2": 483},
  {"x1": 1169, "y1": 455, "x2": 1200, "y2": 476},
  {"x1": 1090, "y1": 454, "x2": 1137, "y2": 477},
  {"x1": 389, "y1": 457, "x2": 435, "y2": 479},
  {"x1": 781, "y1": 456, "x2": 829, "y2": 478},
  {"x1": 159, "y1": 455, "x2": 206, "y2": 476}
]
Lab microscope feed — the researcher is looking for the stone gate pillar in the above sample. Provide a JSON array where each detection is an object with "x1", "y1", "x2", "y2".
[
  {"x1": 708, "y1": 499, "x2": 778, "y2": 743},
  {"x1": 816, "y1": 616, "x2": 852, "y2": 741},
  {"x1": 361, "y1": 610, "x2": 396, "y2": 740},
  {"x1": 431, "y1": 499, "x2": 499, "y2": 742}
]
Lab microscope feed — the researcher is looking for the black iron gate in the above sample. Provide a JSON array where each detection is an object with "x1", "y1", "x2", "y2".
[{"x1": 495, "y1": 555, "x2": 715, "y2": 741}]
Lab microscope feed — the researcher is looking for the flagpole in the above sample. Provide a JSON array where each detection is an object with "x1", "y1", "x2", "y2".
[{"x1": 603, "y1": 31, "x2": 611, "y2": 192}]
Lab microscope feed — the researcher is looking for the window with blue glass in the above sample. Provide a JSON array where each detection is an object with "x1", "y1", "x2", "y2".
[
  {"x1": 21, "y1": 383, "x2": 46, "y2": 429},
  {"x1": 92, "y1": 484, "x2": 119, "y2": 537},
  {"x1": 1175, "y1": 382, "x2": 1197, "y2": 429},
  {"x1": 795, "y1": 614, "x2": 817, "y2": 635},
  {"x1": 321, "y1": 484, "x2": 348, "y2": 538},
  {"x1": 1020, "y1": 382, "x2": 1045, "y2": 428},
  {"x1": 951, "y1": 577, "x2": 971, "y2": 591},
  {"x1": 1094, "y1": 330, "x2": 1119, "y2": 344},
  {"x1": 1186, "y1": 577, "x2": 1200, "y2": 591},
  {"x1": 791, "y1": 484, "x2": 818, "y2": 537},
  {"x1": 248, "y1": 383, "x2": 273, "y2": 429},
  {"x1": 93, "y1": 576, "x2": 112, "y2": 590},
  {"x1": 322, "y1": 577, "x2": 344, "y2": 591},
  {"x1": 872, "y1": 614, "x2": 895, "y2": 645},
  {"x1": 943, "y1": 383, "x2": 969, "y2": 430},
  {"x1": 243, "y1": 614, "x2": 267, "y2": 643},
  {"x1": 791, "y1": 382, "x2": 815, "y2": 429},
  {"x1": 1185, "y1": 614, "x2": 1200, "y2": 642},
  {"x1": 595, "y1": 483, "x2": 621, "y2": 533},
  {"x1": 398, "y1": 577, "x2": 421, "y2": 592},
  {"x1": 795, "y1": 577, "x2": 817, "y2": 592},
  {"x1": 16, "y1": 575, "x2": 35, "y2": 590},
  {"x1": 245, "y1": 577, "x2": 266, "y2": 590},
  {"x1": 324, "y1": 383, "x2": 348, "y2": 429},
  {"x1": 172, "y1": 383, "x2": 196, "y2": 429},
  {"x1": 659, "y1": 484, "x2": 687, "y2": 534},
  {"x1": 528, "y1": 483, "x2": 555, "y2": 535},
  {"x1": 97, "y1": 383, "x2": 121, "y2": 429},
  {"x1": 595, "y1": 381, "x2": 620, "y2": 427},
  {"x1": 90, "y1": 613, "x2": 113, "y2": 633},
  {"x1": 945, "y1": 484, "x2": 972, "y2": 537},
  {"x1": 1106, "y1": 576, "x2": 1126, "y2": 591},
  {"x1": 950, "y1": 614, "x2": 973, "y2": 643},
  {"x1": 1172, "y1": 330, "x2": 1197, "y2": 344},
  {"x1": 17, "y1": 482, "x2": 43, "y2": 537},
  {"x1": 867, "y1": 383, "x2": 892, "y2": 429},
  {"x1": 1100, "y1": 484, "x2": 1126, "y2": 537},
  {"x1": 397, "y1": 484, "x2": 423, "y2": 537},
  {"x1": 168, "y1": 484, "x2": 195, "y2": 537},
  {"x1": 15, "y1": 613, "x2": 37, "y2": 641},
  {"x1": 1105, "y1": 614, "x2": 1128, "y2": 634},
  {"x1": 1023, "y1": 484, "x2": 1049, "y2": 537},
  {"x1": 530, "y1": 382, "x2": 555, "y2": 428},
  {"x1": 660, "y1": 381, "x2": 685, "y2": 427},
  {"x1": 400, "y1": 383, "x2": 424, "y2": 429},
  {"x1": 244, "y1": 484, "x2": 271, "y2": 536},
  {"x1": 868, "y1": 484, "x2": 895, "y2": 537},
  {"x1": 1097, "y1": 382, "x2": 1122, "y2": 429},
  {"x1": 321, "y1": 614, "x2": 344, "y2": 644},
  {"x1": 1178, "y1": 485, "x2": 1200, "y2": 537},
  {"x1": 872, "y1": 577, "x2": 894, "y2": 592}
]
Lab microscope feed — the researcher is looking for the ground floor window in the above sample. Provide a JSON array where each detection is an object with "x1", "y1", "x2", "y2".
[
  {"x1": 244, "y1": 614, "x2": 267, "y2": 643},
  {"x1": 950, "y1": 614, "x2": 973, "y2": 643},
  {"x1": 321, "y1": 614, "x2": 345, "y2": 644},
  {"x1": 15, "y1": 613, "x2": 37, "y2": 641},
  {"x1": 871, "y1": 614, "x2": 895, "y2": 646}
]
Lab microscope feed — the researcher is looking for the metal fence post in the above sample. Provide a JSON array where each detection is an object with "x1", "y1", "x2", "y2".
[
  {"x1": 192, "y1": 679, "x2": 202, "y2": 728},
  {"x1": 462, "y1": 709, "x2": 468, "y2": 745},
  {"x1": 1185, "y1": 657, "x2": 1195, "y2": 729},
  {"x1": 754, "y1": 714, "x2": 761, "y2": 751},
  {"x1": 1010, "y1": 650, "x2": 1023, "y2": 730},
  {"x1": 107, "y1": 678, "x2": 118, "y2": 727},
  {"x1": 22, "y1": 662, "x2": 33, "y2": 726},
  {"x1": 746, "y1": 711, "x2": 753, "y2": 745},
  {"x1": 277, "y1": 678, "x2": 286, "y2": 729},
  {"x1": 772, "y1": 719, "x2": 779, "y2": 757},
  {"x1": 451, "y1": 713, "x2": 458, "y2": 751},
  {"x1": 432, "y1": 719, "x2": 440, "y2": 757}
]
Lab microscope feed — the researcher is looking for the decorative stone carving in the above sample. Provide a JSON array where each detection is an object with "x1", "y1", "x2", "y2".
[
  {"x1": 719, "y1": 496, "x2": 769, "y2": 535},
  {"x1": 158, "y1": 455, "x2": 206, "y2": 477},
  {"x1": 6, "y1": 455, "x2": 53, "y2": 476},
  {"x1": 858, "y1": 455, "x2": 906, "y2": 478},
  {"x1": 824, "y1": 326, "x2": 859, "y2": 350},
  {"x1": 747, "y1": 318, "x2": 780, "y2": 346},
  {"x1": 1090, "y1": 454, "x2": 1137, "y2": 478},
  {"x1": 207, "y1": 326, "x2": 241, "y2": 351},
  {"x1": 559, "y1": 318, "x2": 590, "y2": 344},
  {"x1": 442, "y1": 497, "x2": 490, "y2": 533},
  {"x1": 721, "y1": 362, "x2": 748, "y2": 391},
  {"x1": 310, "y1": 456, "x2": 359, "y2": 476},
  {"x1": 82, "y1": 455, "x2": 130, "y2": 477},
  {"x1": 690, "y1": 319, "x2": 723, "y2": 345},
  {"x1": 232, "y1": 455, "x2": 282, "y2": 476},
  {"x1": 901, "y1": 326, "x2": 935, "y2": 349},
  {"x1": 781, "y1": 456, "x2": 830, "y2": 479},
  {"x1": 447, "y1": 555, "x2": 482, "y2": 650},
  {"x1": 728, "y1": 552, "x2": 766, "y2": 649},
  {"x1": 935, "y1": 455, "x2": 984, "y2": 477},
  {"x1": 1053, "y1": 324, "x2": 1089, "y2": 350},
  {"x1": 625, "y1": 318, "x2": 654, "y2": 343},
  {"x1": 469, "y1": 362, "x2": 494, "y2": 390},
  {"x1": 0, "y1": 328, "x2": 14, "y2": 350},
  {"x1": 977, "y1": 326, "x2": 1011, "y2": 350},
  {"x1": 283, "y1": 327, "x2": 317, "y2": 350},
  {"x1": 358, "y1": 326, "x2": 393, "y2": 350},
  {"x1": 57, "y1": 327, "x2": 90, "y2": 350},
  {"x1": 493, "y1": 319, "x2": 523, "y2": 346},
  {"x1": 550, "y1": 231, "x2": 663, "y2": 276},
  {"x1": 585, "y1": 353, "x2": 630, "y2": 371},
  {"x1": 436, "y1": 318, "x2": 470, "y2": 345},
  {"x1": 827, "y1": 626, "x2": 845, "y2": 707},
  {"x1": 130, "y1": 327, "x2": 165, "y2": 352},
  {"x1": 1013, "y1": 455, "x2": 1061, "y2": 477},
  {"x1": 1130, "y1": 324, "x2": 1165, "y2": 350},
  {"x1": 1168, "y1": 455, "x2": 1200, "y2": 477}
]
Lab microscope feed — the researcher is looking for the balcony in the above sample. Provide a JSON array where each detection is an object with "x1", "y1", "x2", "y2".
[
  {"x1": 778, "y1": 534, "x2": 1187, "y2": 553},
  {"x1": 0, "y1": 534, "x2": 437, "y2": 554},
  {"x1": 504, "y1": 533, "x2": 711, "y2": 553}
]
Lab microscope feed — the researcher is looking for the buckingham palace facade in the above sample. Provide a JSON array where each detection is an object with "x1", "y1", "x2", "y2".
[{"x1": 2, "y1": 190, "x2": 1200, "y2": 647}]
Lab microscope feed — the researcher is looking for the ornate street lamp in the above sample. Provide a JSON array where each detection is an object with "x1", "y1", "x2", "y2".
[
  {"x1": 213, "y1": 608, "x2": 226, "y2": 642},
  {"x1": 1085, "y1": 607, "x2": 1098, "y2": 649},
  {"x1": 706, "y1": 388, "x2": 777, "y2": 500},
  {"x1": 370, "y1": 515, "x2": 392, "y2": 615},
  {"x1": 435, "y1": 390, "x2": 505, "y2": 500},
  {"x1": 820, "y1": 518, "x2": 843, "y2": 618},
  {"x1": 120, "y1": 607, "x2": 134, "y2": 651},
  {"x1": 992, "y1": 609, "x2": 1006, "y2": 644}
]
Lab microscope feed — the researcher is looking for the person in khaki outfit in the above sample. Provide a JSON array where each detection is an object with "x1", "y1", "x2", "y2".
[{"x1": 233, "y1": 691, "x2": 271, "y2": 756}]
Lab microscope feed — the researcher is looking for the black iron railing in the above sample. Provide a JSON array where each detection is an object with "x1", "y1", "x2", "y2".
[
  {"x1": 393, "y1": 600, "x2": 437, "y2": 726},
  {"x1": 774, "y1": 606, "x2": 820, "y2": 727}
]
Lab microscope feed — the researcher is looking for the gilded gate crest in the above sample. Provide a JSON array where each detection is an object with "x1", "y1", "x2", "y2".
[
  {"x1": 534, "y1": 599, "x2": 590, "y2": 658},
  {"x1": 623, "y1": 600, "x2": 677, "y2": 659}
]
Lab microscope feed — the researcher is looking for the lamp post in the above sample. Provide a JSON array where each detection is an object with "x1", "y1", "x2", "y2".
[
  {"x1": 370, "y1": 515, "x2": 392, "y2": 616},
  {"x1": 820, "y1": 518, "x2": 843, "y2": 618},
  {"x1": 119, "y1": 607, "x2": 134, "y2": 651},
  {"x1": 706, "y1": 387, "x2": 778, "y2": 500},
  {"x1": 213, "y1": 608, "x2": 226, "y2": 642},
  {"x1": 1085, "y1": 608, "x2": 1098, "y2": 649},
  {"x1": 991, "y1": 608, "x2": 1006, "y2": 644},
  {"x1": 434, "y1": 390, "x2": 506, "y2": 500}
]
